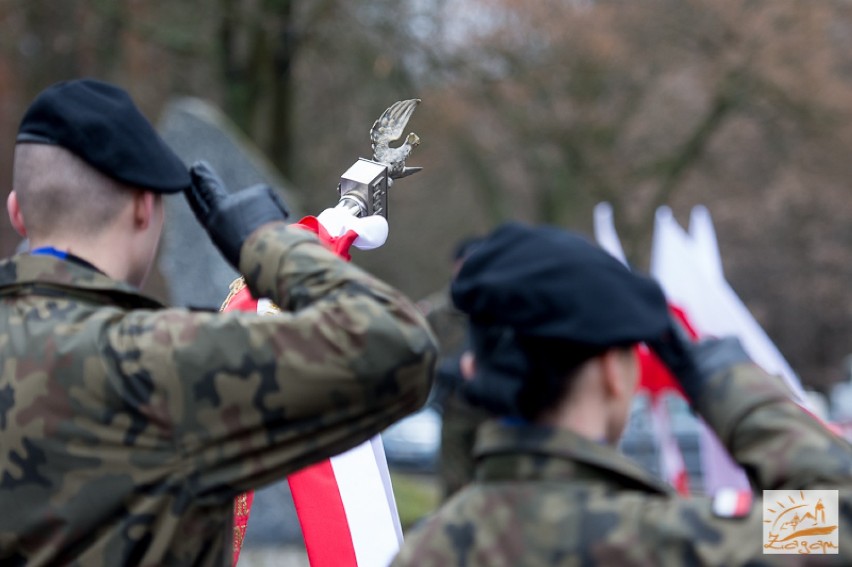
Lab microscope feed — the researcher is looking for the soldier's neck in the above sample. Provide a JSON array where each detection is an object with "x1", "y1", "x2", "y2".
[
  {"x1": 29, "y1": 230, "x2": 136, "y2": 285},
  {"x1": 543, "y1": 400, "x2": 610, "y2": 443},
  {"x1": 537, "y1": 362, "x2": 620, "y2": 446}
]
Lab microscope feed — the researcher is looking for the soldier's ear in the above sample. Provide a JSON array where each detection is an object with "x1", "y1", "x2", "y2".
[
  {"x1": 131, "y1": 190, "x2": 156, "y2": 230},
  {"x1": 600, "y1": 347, "x2": 640, "y2": 401},
  {"x1": 7, "y1": 191, "x2": 27, "y2": 238},
  {"x1": 460, "y1": 351, "x2": 476, "y2": 381},
  {"x1": 600, "y1": 349, "x2": 627, "y2": 400}
]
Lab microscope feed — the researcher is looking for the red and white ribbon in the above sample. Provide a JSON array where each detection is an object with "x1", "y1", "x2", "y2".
[{"x1": 229, "y1": 212, "x2": 402, "y2": 566}]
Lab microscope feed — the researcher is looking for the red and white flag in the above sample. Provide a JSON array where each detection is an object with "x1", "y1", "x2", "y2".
[
  {"x1": 287, "y1": 436, "x2": 402, "y2": 566},
  {"x1": 596, "y1": 202, "x2": 811, "y2": 496},
  {"x1": 594, "y1": 203, "x2": 691, "y2": 495},
  {"x1": 227, "y1": 213, "x2": 402, "y2": 567},
  {"x1": 651, "y1": 205, "x2": 820, "y2": 494},
  {"x1": 650, "y1": 206, "x2": 807, "y2": 404}
]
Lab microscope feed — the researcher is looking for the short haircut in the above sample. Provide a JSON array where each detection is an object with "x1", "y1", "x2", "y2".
[{"x1": 13, "y1": 144, "x2": 133, "y2": 240}]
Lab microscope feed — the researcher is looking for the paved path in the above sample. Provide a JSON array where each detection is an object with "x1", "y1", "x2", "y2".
[{"x1": 238, "y1": 547, "x2": 309, "y2": 567}]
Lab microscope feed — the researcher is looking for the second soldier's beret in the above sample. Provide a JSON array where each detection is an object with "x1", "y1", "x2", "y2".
[
  {"x1": 16, "y1": 79, "x2": 190, "y2": 193},
  {"x1": 452, "y1": 222, "x2": 670, "y2": 347}
]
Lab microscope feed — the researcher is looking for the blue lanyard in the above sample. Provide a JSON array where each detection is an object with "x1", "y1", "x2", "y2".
[
  {"x1": 30, "y1": 246, "x2": 69, "y2": 260},
  {"x1": 30, "y1": 246, "x2": 103, "y2": 274}
]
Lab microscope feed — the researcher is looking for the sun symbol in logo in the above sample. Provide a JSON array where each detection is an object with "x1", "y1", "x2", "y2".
[{"x1": 764, "y1": 490, "x2": 837, "y2": 545}]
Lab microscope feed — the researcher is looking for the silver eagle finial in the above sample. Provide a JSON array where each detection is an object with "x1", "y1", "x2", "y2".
[
  {"x1": 370, "y1": 98, "x2": 422, "y2": 181},
  {"x1": 336, "y1": 99, "x2": 423, "y2": 219}
]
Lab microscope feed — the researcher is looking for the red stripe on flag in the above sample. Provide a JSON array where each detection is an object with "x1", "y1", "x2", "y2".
[
  {"x1": 226, "y1": 218, "x2": 368, "y2": 566},
  {"x1": 637, "y1": 304, "x2": 699, "y2": 401},
  {"x1": 735, "y1": 490, "x2": 752, "y2": 516},
  {"x1": 289, "y1": 460, "x2": 359, "y2": 567}
]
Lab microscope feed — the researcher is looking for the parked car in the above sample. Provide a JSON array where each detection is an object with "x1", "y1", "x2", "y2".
[
  {"x1": 619, "y1": 393, "x2": 703, "y2": 492},
  {"x1": 382, "y1": 407, "x2": 442, "y2": 472}
]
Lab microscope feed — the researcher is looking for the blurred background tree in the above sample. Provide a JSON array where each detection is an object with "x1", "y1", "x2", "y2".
[{"x1": 2, "y1": 0, "x2": 852, "y2": 390}]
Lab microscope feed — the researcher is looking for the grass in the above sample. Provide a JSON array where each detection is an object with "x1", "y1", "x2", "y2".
[{"x1": 390, "y1": 471, "x2": 440, "y2": 531}]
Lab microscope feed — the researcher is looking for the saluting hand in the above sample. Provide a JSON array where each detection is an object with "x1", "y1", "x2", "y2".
[
  {"x1": 648, "y1": 317, "x2": 753, "y2": 404},
  {"x1": 185, "y1": 161, "x2": 289, "y2": 269}
]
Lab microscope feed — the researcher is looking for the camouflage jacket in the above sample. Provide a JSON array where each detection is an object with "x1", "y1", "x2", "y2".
[
  {"x1": 0, "y1": 223, "x2": 437, "y2": 566},
  {"x1": 393, "y1": 364, "x2": 852, "y2": 566}
]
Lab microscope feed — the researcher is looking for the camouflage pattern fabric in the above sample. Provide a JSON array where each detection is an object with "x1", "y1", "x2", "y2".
[
  {"x1": 0, "y1": 223, "x2": 437, "y2": 566},
  {"x1": 393, "y1": 364, "x2": 852, "y2": 566},
  {"x1": 437, "y1": 394, "x2": 490, "y2": 502}
]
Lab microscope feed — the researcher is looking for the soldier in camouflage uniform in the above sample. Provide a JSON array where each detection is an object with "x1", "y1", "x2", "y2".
[
  {"x1": 393, "y1": 222, "x2": 852, "y2": 566},
  {"x1": 0, "y1": 79, "x2": 436, "y2": 566},
  {"x1": 417, "y1": 237, "x2": 490, "y2": 501}
]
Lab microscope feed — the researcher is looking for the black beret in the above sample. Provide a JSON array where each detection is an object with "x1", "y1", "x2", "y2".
[
  {"x1": 452, "y1": 235, "x2": 484, "y2": 262},
  {"x1": 452, "y1": 222, "x2": 670, "y2": 347},
  {"x1": 16, "y1": 79, "x2": 190, "y2": 193}
]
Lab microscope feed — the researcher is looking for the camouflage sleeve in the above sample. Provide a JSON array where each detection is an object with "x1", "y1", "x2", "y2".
[
  {"x1": 108, "y1": 223, "x2": 437, "y2": 503},
  {"x1": 696, "y1": 363, "x2": 852, "y2": 491},
  {"x1": 393, "y1": 365, "x2": 852, "y2": 566},
  {"x1": 631, "y1": 364, "x2": 852, "y2": 564}
]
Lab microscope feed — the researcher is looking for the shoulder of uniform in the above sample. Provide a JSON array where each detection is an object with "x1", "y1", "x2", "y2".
[{"x1": 416, "y1": 288, "x2": 451, "y2": 316}]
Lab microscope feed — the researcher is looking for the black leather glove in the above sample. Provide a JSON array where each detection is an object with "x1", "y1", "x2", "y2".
[
  {"x1": 186, "y1": 161, "x2": 289, "y2": 269},
  {"x1": 648, "y1": 317, "x2": 752, "y2": 403}
]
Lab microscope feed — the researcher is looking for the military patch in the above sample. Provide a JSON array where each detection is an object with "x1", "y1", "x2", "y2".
[{"x1": 712, "y1": 487, "x2": 752, "y2": 518}]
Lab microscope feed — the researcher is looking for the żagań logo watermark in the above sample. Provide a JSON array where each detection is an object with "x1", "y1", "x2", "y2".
[{"x1": 763, "y1": 490, "x2": 839, "y2": 554}]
